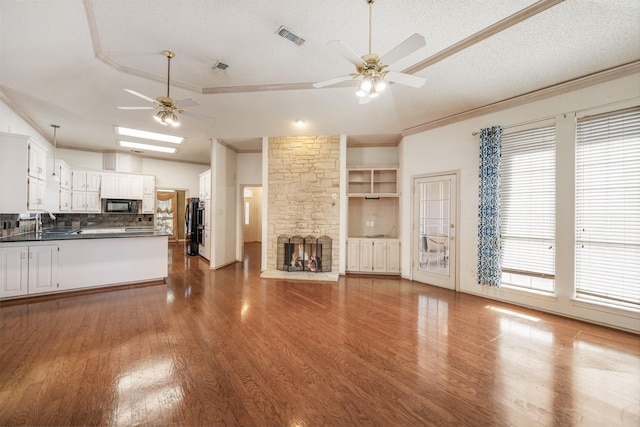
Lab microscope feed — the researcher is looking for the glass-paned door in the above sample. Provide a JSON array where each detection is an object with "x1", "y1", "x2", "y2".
[{"x1": 413, "y1": 174, "x2": 457, "y2": 289}]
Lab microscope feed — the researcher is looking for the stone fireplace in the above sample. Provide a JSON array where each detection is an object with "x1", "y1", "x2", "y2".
[
  {"x1": 277, "y1": 235, "x2": 332, "y2": 273},
  {"x1": 262, "y1": 135, "x2": 341, "y2": 281}
]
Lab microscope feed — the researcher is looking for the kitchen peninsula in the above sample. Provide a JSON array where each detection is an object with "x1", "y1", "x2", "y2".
[{"x1": 0, "y1": 227, "x2": 168, "y2": 299}]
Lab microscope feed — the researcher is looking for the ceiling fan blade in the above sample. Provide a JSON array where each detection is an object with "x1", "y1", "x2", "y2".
[
  {"x1": 313, "y1": 74, "x2": 355, "y2": 89},
  {"x1": 176, "y1": 99, "x2": 200, "y2": 109},
  {"x1": 385, "y1": 71, "x2": 426, "y2": 88},
  {"x1": 124, "y1": 88, "x2": 156, "y2": 104},
  {"x1": 327, "y1": 40, "x2": 364, "y2": 66},
  {"x1": 118, "y1": 106, "x2": 155, "y2": 110},
  {"x1": 380, "y1": 33, "x2": 426, "y2": 67}
]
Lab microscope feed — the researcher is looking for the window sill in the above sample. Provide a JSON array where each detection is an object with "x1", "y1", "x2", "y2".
[
  {"x1": 499, "y1": 284, "x2": 557, "y2": 302},
  {"x1": 572, "y1": 297, "x2": 640, "y2": 319}
]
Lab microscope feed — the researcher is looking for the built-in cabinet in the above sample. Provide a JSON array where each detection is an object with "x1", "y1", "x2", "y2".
[
  {"x1": 71, "y1": 169, "x2": 101, "y2": 212},
  {"x1": 199, "y1": 169, "x2": 211, "y2": 260},
  {"x1": 346, "y1": 238, "x2": 400, "y2": 274},
  {"x1": 142, "y1": 175, "x2": 156, "y2": 214},
  {"x1": 346, "y1": 151, "x2": 401, "y2": 275},
  {"x1": 0, "y1": 245, "x2": 59, "y2": 298},
  {"x1": 46, "y1": 159, "x2": 72, "y2": 212},
  {"x1": 0, "y1": 133, "x2": 49, "y2": 213}
]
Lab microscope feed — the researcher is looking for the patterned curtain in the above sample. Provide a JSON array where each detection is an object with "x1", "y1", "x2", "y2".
[{"x1": 477, "y1": 126, "x2": 503, "y2": 287}]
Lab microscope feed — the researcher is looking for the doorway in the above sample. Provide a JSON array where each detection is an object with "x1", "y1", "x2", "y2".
[
  {"x1": 156, "y1": 189, "x2": 187, "y2": 242},
  {"x1": 412, "y1": 173, "x2": 458, "y2": 290},
  {"x1": 243, "y1": 186, "x2": 262, "y2": 243}
]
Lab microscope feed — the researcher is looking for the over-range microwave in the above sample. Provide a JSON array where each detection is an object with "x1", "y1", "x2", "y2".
[{"x1": 104, "y1": 199, "x2": 139, "y2": 213}]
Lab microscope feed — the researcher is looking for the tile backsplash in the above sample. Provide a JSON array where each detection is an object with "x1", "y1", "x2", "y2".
[{"x1": 0, "y1": 213, "x2": 154, "y2": 238}]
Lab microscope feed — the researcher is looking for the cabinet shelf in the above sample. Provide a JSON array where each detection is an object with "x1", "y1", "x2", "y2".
[{"x1": 348, "y1": 167, "x2": 398, "y2": 197}]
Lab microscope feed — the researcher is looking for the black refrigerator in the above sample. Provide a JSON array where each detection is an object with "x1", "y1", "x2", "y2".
[{"x1": 185, "y1": 197, "x2": 203, "y2": 256}]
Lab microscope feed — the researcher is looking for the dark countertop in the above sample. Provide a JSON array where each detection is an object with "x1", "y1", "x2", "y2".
[{"x1": 0, "y1": 227, "x2": 170, "y2": 243}]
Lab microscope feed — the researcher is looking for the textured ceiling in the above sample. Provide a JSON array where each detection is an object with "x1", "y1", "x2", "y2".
[{"x1": 1, "y1": 0, "x2": 639, "y2": 164}]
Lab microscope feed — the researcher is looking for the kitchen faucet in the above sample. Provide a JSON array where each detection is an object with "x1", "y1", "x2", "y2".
[{"x1": 35, "y1": 211, "x2": 56, "y2": 234}]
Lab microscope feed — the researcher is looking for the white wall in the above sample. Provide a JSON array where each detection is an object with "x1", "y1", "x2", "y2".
[
  {"x1": 400, "y1": 73, "x2": 640, "y2": 333},
  {"x1": 237, "y1": 153, "x2": 262, "y2": 185},
  {"x1": 211, "y1": 139, "x2": 237, "y2": 269},
  {"x1": 143, "y1": 158, "x2": 208, "y2": 198},
  {"x1": 0, "y1": 99, "x2": 51, "y2": 150}
]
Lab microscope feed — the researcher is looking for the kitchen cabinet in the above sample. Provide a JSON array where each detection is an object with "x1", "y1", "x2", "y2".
[
  {"x1": 199, "y1": 170, "x2": 211, "y2": 200},
  {"x1": 72, "y1": 191, "x2": 100, "y2": 212},
  {"x1": 59, "y1": 189, "x2": 71, "y2": 211},
  {"x1": 72, "y1": 170, "x2": 101, "y2": 192},
  {"x1": 28, "y1": 143, "x2": 47, "y2": 181},
  {"x1": 46, "y1": 159, "x2": 73, "y2": 213},
  {"x1": 0, "y1": 133, "x2": 49, "y2": 213},
  {"x1": 0, "y1": 245, "x2": 59, "y2": 298},
  {"x1": 348, "y1": 168, "x2": 398, "y2": 197},
  {"x1": 142, "y1": 194, "x2": 155, "y2": 214},
  {"x1": 101, "y1": 172, "x2": 153, "y2": 202},
  {"x1": 346, "y1": 238, "x2": 400, "y2": 274}
]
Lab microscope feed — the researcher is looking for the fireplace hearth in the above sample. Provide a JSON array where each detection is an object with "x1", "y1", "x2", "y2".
[{"x1": 277, "y1": 235, "x2": 332, "y2": 273}]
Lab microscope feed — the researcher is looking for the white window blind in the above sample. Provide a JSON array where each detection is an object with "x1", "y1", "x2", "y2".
[
  {"x1": 576, "y1": 106, "x2": 640, "y2": 309},
  {"x1": 501, "y1": 125, "x2": 556, "y2": 292}
]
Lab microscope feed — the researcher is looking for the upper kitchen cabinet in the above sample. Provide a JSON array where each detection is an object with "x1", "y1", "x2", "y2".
[
  {"x1": 199, "y1": 169, "x2": 211, "y2": 200},
  {"x1": 71, "y1": 169, "x2": 101, "y2": 212},
  {"x1": 101, "y1": 172, "x2": 153, "y2": 201},
  {"x1": 0, "y1": 132, "x2": 49, "y2": 213},
  {"x1": 347, "y1": 167, "x2": 399, "y2": 197}
]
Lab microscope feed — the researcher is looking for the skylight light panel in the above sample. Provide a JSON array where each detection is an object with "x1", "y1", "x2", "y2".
[
  {"x1": 114, "y1": 126, "x2": 184, "y2": 144},
  {"x1": 118, "y1": 140, "x2": 177, "y2": 154}
]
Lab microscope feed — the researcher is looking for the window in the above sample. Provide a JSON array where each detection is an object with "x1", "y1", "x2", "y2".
[
  {"x1": 576, "y1": 106, "x2": 640, "y2": 310},
  {"x1": 501, "y1": 125, "x2": 556, "y2": 292}
]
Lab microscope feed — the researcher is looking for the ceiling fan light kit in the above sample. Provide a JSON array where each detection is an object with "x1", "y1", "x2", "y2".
[
  {"x1": 118, "y1": 50, "x2": 202, "y2": 128},
  {"x1": 313, "y1": 0, "x2": 426, "y2": 104}
]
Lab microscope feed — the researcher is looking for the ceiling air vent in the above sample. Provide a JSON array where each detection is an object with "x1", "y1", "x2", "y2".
[
  {"x1": 212, "y1": 61, "x2": 229, "y2": 72},
  {"x1": 276, "y1": 25, "x2": 305, "y2": 46}
]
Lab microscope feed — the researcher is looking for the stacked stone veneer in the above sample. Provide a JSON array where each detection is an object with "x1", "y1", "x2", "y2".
[{"x1": 267, "y1": 135, "x2": 340, "y2": 272}]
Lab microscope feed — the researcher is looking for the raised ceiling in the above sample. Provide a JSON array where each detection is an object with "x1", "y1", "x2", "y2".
[{"x1": 1, "y1": 0, "x2": 638, "y2": 164}]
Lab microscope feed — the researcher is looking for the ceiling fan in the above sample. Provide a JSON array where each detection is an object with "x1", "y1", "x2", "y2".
[
  {"x1": 313, "y1": 0, "x2": 427, "y2": 104},
  {"x1": 118, "y1": 50, "x2": 201, "y2": 127}
]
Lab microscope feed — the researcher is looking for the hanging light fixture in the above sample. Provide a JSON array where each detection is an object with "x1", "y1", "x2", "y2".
[{"x1": 50, "y1": 124, "x2": 60, "y2": 182}]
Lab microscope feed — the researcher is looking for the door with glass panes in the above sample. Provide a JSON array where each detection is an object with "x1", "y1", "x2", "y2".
[{"x1": 413, "y1": 173, "x2": 457, "y2": 289}]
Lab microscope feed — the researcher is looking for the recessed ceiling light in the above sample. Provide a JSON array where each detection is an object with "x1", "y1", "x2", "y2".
[
  {"x1": 118, "y1": 140, "x2": 177, "y2": 154},
  {"x1": 114, "y1": 126, "x2": 184, "y2": 144}
]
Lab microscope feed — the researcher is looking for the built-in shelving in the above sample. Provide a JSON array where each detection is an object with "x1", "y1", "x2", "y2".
[{"x1": 348, "y1": 167, "x2": 399, "y2": 197}]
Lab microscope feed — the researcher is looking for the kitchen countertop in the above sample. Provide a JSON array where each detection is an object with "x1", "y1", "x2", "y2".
[{"x1": 0, "y1": 227, "x2": 170, "y2": 243}]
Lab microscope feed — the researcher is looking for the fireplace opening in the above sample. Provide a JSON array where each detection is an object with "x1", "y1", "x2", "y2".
[{"x1": 277, "y1": 235, "x2": 332, "y2": 272}]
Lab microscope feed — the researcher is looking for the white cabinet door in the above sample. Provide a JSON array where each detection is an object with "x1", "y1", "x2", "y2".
[
  {"x1": 71, "y1": 192, "x2": 86, "y2": 211},
  {"x1": 28, "y1": 143, "x2": 46, "y2": 180},
  {"x1": 59, "y1": 163, "x2": 72, "y2": 190},
  {"x1": 27, "y1": 177, "x2": 45, "y2": 211},
  {"x1": 142, "y1": 194, "x2": 155, "y2": 214},
  {"x1": 129, "y1": 175, "x2": 143, "y2": 199},
  {"x1": 101, "y1": 173, "x2": 117, "y2": 198},
  {"x1": 386, "y1": 240, "x2": 400, "y2": 273},
  {"x1": 59, "y1": 189, "x2": 71, "y2": 211},
  {"x1": 28, "y1": 245, "x2": 59, "y2": 295},
  {"x1": 116, "y1": 174, "x2": 130, "y2": 198},
  {"x1": 360, "y1": 240, "x2": 374, "y2": 271},
  {"x1": 346, "y1": 239, "x2": 360, "y2": 271},
  {"x1": 0, "y1": 247, "x2": 28, "y2": 297},
  {"x1": 71, "y1": 170, "x2": 86, "y2": 190},
  {"x1": 372, "y1": 240, "x2": 387, "y2": 272},
  {"x1": 86, "y1": 171, "x2": 101, "y2": 192},
  {"x1": 86, "y1": 192, "x2": 101, "y2": 212},
  {"x1": 143, "y1": 175, "x2": 155, "y2": 194}
]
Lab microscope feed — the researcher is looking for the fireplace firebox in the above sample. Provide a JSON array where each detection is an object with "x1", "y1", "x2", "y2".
[{"x1": 277, "y1": 235, "x2": 332, "y2": 272}]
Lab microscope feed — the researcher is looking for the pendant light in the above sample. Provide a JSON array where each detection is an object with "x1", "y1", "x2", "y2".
[{"x1": 51, "y1": 124, "x2": 60, "y2": 182}]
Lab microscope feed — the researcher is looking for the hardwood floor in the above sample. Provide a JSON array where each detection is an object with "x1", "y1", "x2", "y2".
[{"x1": 1, "y1": 242, "x2": 638, "y2": 426}]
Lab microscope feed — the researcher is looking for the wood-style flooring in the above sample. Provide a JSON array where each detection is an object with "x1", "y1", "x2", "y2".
[{"x1": 1, "y1": 242, "x2": 638, "y2": 426}]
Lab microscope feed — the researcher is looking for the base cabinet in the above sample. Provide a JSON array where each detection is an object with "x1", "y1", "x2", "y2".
[
  {"x1": 0, "y1": 245, "x2": 59, "y2": 297},
  {"x1": 347, "y1": 238, "x2": 400, "y2": 274}
]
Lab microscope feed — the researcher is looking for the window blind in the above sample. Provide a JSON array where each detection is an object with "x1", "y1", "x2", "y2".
[
  {"x1": 576, "y1": 106, "x2": 640, "y2": 308},
  {"x1": 501, "y1": 125, "x2": 556, "y2": 291}
]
